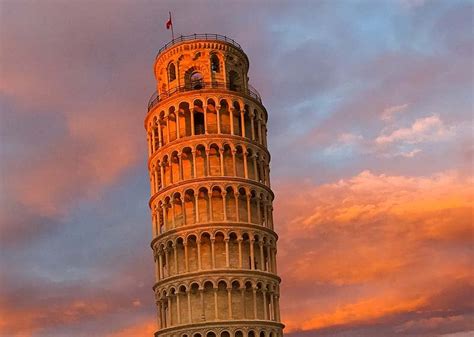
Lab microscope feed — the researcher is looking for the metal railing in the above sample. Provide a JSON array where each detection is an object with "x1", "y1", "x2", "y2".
[
  {"x1": 156, "y1": 34, "x2": 242, "y2": 59},
  {"x1": 147, "y1": 81, "x2": 262, "y2": 111}
]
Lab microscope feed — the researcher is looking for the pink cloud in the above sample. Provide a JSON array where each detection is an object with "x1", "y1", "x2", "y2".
[{"x1": 273, "y1": 170, "x2": 473, "y2": 333}]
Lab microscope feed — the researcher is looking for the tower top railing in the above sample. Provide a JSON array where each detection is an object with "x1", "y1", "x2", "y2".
[
  {"x1": 156, "y1": 34, "x2": 243, "y2": 59},
  {"x1": 148, "y1": 81, "x2": 262, "y2": 111}
]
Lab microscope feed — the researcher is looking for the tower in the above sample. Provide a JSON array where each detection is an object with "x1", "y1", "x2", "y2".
[{"x1": 145, "y1": 34, "x2": 283, "y2": 337}]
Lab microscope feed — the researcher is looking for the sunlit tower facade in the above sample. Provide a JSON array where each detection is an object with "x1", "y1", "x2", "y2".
[{"x1": 145, "y1": 34, "x2": 283, "y2": 337}]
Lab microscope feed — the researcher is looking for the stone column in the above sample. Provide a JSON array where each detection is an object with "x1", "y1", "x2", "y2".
[
  {"x1": 203, "y1": 105, "x2": 208, "y2": 134},
  {"x1": 237, "y1": 238, "x2": 243, "y2": 268},
  {"x1": 187, "y1": 290, "x2": 192, "y2": 323},
  {"x1": 176, "y1": 292, "x2": 181, "y2": 324},
  {"x1": 224, "y1": 238, "x2": 230, "y2": 267},
  {"x1": 252, "y1": 287, "x2": 257, "y2": 319},
  {"x1": 243, "y1": 151, "x2": 248, "y2": 178},
  {"x1": 184, "y1": 242, "x2": 189, "y2": 272},
  {"x1": 210, "y1": 238, "x2": 216, "y2": 269},
  {"x1": 173, "y1": 243, "x2": 178, "y2": 274},
  {"x1": 214, "y1": 287, "x2": 218, "y2": 320},
  {"x1": 192, "y1": 150, "x2": 197, "y2": 178},
  {"x1": 259, "y1": 241, "x2": 264, "y2": 271},
  {"x1": 249, "y1": 238, "x2": 255, "y2": 270},
  {"x1": 240, "y1": 110, "x2": 246, "y2": 138},
  {"x1": 219, "y1": 148, "x2": 225, "y2": 175},
  {"x1": 158, "y1": 252, "x2": 163, "y2": 280},
  {"x1": 200, "y1": 288, "x2": 205, "y2": 320},
  {"x1": 227, "y1": 287, "x2": 232, "y2": 319},
  {"x1": 197, "y1": 238, "x2": 202, "y2": 270},
  {"x1": 216, "y1": 105, "x2": 221, "y2": 134},
  {"x1": 234, "y1": 192, "x2": 240, "y2": 222}
]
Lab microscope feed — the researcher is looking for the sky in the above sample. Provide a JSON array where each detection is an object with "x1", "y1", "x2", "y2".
[{"x1": 0, "y1": 0, "x2": 473, "y2": 336}]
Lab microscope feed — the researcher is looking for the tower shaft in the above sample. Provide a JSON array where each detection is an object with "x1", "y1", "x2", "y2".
[{"x1": 145, "y1": 34, "x2": 283, "y2": 337}]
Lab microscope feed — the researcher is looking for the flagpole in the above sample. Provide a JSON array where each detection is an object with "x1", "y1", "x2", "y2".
[{"x1": 169, "y1": 11, "x2": 175, "y2": 40}]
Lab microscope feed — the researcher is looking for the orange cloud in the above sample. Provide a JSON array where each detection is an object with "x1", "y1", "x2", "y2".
[{"x1": 274, "y1": 170, "x2": 473, "y2": 333}]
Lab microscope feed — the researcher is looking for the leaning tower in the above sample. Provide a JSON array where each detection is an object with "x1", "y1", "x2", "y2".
[{"x1": 145, "y1": 34, "x2": 283, "y2": 337}]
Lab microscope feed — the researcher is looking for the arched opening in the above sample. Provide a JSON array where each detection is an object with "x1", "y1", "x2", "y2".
[
  {"x1": 162, "y1": 156, "x2": 170, "y2": 187},
  {"x1": 173, "y1": 193, "x2": 183, "y2": 228},
  {"x1": 168, "y1": 62, "x2": 176, "y2": 82},
  {"x1": 195, "y1": 144, "x2": 207, "y2": 177},
  {"x1": 188, "y1": 236, "x2": 198, "y2": 272},
  {"x1": 159, "y1": 112, "x2": 167, "y2": 145},
  {"x1": 231, "y1": 280, "x2": 242, "y2": 319},
  {"x1": 242, "y1": 233, "x2": 251, "y2": 270},
  {"x1": 235, "y1": 331, "x2": 244, "y2": 337},
  {"x1": 201, "y1": 233, "x2": 212, "y2": 270},
  {"x1": 182, "y1": 147, "x2": 193, "y2": 180},
  {"x1": 210, "y1": 54, "x2": 220, "y2": 73},
  {"x1": 211, "y1": 186, "x2": 224, "y2": 221},
  {"x1": 250, "y1": 190, "x2": 259, "y2": 224},
  {"x1": 217, "y1": 280, "x2": 227, "y2": 320},
  {"x1": 193, "y1": 100, "x2": 205, "y2": 135},
  {"x1": 184, "y1": 189, "x2": 195, "y2": 225},
  {"x1": 214, "y1": 232, "x2": 226, "y2": 268},
  {"x1": 206, "y1": 99, "x2": 218, "y2": 134},
  {"x1": 171, "y1": 151, "x2": 180, "y2": 183},
  {"x1": 229, "y1": 70, "x2": 241, "y2": 91},
  {"x1": 209, "y1": 144, "x2": 221, "y2": 176},
  {"x1": 197, "y1": 187, "x2": 209, "y2": 223},
  {"x1": 244, "y1": 281, "x2": 253, "y2": 318},
  {"x1": 238, "y1": 187, "x2": 248, "y2": 222},
  {"x1": 247, "y1": 149, "x2": 256, "y2": 180},
  {"x1": 191, "y1": 72, "x2": 203, "y2": 89},
  {"x1": 219, "y1": 99, "x2": 230, "y2": 134},
  {"x1": 221, "y1": 332, "x2": 230, "y2": 337},
  {"x1": 206, "y1": 332, "x2": 216, "y2": 337},
  {"x1": 253, "y1": 109, "x2": 260, "y2": 143},
  {"x1": 179, "y1": 102, "x2": 192, "y2": 137},
  {"x1": 229, "y1": 232, "x2": 239, "y2": 268},
  {"x1": 223, "y1": 144, "x2": 233, "y2": 176},
  {"x1": 244, "y1": 105, "x2": 252, "y2": 139},
  {"x1": 225, "y1": 186, "x2": 236, "y2": 221},
  {"x1": 248, "y1": 331, "x2": 256, "y2": 337},
  {"x1": 235, "y1": 146, "x2": 245, "y2": 178},
  {"x1": 168, "y1": 108, "x2": 177, "y2": 141},
  {"x1": 232, "y1": 102, "x2": 242, "y2": 136}
]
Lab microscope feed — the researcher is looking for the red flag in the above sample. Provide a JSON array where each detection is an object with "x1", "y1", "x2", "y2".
[{"x1": 166, "y1": 14, "x2": 172, "y2": 29}]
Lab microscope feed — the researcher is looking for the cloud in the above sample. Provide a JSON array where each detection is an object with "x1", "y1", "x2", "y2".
[
  {"x1": 375, "y1": 115, "x2": 453, "y2": 145},
  {"x1": 273, "y1": 169, "x2": 473, "y2": 334},
  {"x1": 381, "y1": 103, "x2": 409, "y2": 121}
]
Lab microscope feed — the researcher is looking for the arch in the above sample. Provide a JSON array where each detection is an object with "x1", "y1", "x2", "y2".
[
  {"x1": 250, "y1": 190, "x2": 259, "y2": 224},
  {"x1": 247, "y1": 149, "x2": 256, "y2": 181},
  {"x1": 225, "y1": 186, "x2": 236, "y2": 221},
  {"x1": 238, "y1": 187, "x2": 248, "y2": 223},
  {"x1": 195, "y1": 144, "x2": 207, "y2": 177},
  {"x1": 244, "y1": 105, "x2": 252, "y2": 139},
  {"x1": 219, "y1": 99, "x2": 231, "y2": 134},
  {"x1": 208, "y1": 144, "x2": 221, "y2": 176},
  {"x1": 217, "y1": 280, "x2": 228, "y2": 320},
  {"x1": 184, "y1": 189, "x2": 196, "y2": 225},
  {"x1": 168, "y1": 107, "x2": 177, "y2": 142},
  {"x1": 182, "y1": 147, "x2": 194, "y2": 180},
  {"x1": 171, "y1": 151, "x2": 180, "y2": 183},
  {"x1": 210, "y1": 54, "x2": 220, "y2": 73},
  {"x1": 206, "y1": 99, "x2": 218, "y2": 134},
  {"x1": 187, "y1": 235, "x2": 199, "y2": 272},
  {"x1": 229, "y1": 70, "x2": 241, "y2": 91},
  {"x1": 235, "y1": 146, "x2": 245, "y2": 178},
  {"x1": 228, "y1": 232, "x2": 239, "y2": 268},
  {"x1": 211, "y1": 186, "x2": 224, "y2": 222},
  {"x1": 201, "y1": 232, "x2": 212, "y2": 270},
  {"x1": 220, "y1": 332, "x2": 230, "y2": 337},
  {"x1": 214, "y1": 231, "x2": 226, "y2": 268},
  {"x1": 193, "y1": 100, "x2": 205, "y2": 135},
  {"x1": 253, "y1": 109, "x2": 260, "y2": 143},
  {"x1": 197, "y1": 187, "x2": 210, "y2": 223},
  {"x1": 168, "y1": 62, "x2": 176, "y2": 82},
  {"x1": 191, "y1": 72, "x2": 203, "y2": 89},
  {"x1": 179, "y1": 102, "x2": 192, "y2": 137},
  {"x1": 232, "y1": 101, "x2": 242, "y2": 136},
  {"x1": 173, "y1": 193, "x2": 184, "y2": 228},
  {"x1": 223, "y1": 144, "x2": 233, "y2": 176}
]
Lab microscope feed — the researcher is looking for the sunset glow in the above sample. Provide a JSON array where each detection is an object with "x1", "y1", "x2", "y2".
[{"x1": 1, "y1": 1, "x2": 473, "y2": 337}]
